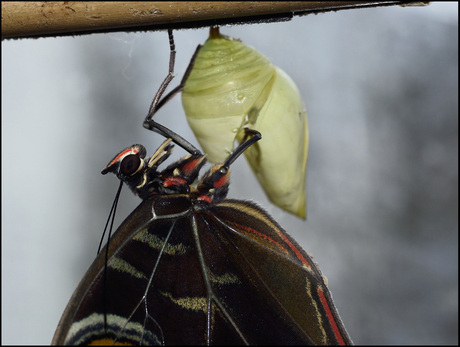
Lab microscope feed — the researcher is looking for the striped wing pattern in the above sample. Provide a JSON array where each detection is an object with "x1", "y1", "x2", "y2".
[{"x1": 53, "y1": 195, "x2": 351, "y2": 345}]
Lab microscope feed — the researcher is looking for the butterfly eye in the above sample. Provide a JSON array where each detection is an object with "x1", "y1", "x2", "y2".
[{"x1": 120, "y1": 154, "x2": 141, "y2": 176}]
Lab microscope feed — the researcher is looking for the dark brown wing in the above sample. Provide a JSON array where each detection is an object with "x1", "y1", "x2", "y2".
[
  {"x1": 205, "y1": 199, "x2": 352, "y2": 345},
  {"x1": 52, "y1": 196, "x2": 351, "y2": 345}
]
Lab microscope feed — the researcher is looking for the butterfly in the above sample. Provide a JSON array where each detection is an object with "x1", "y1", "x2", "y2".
[{"x1": 52, "y1": 29, "x2": 352, "y2": 345}]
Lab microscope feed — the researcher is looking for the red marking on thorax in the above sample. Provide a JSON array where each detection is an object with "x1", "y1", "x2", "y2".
[
  {"x1": 182, "y1": 158, "x2": 201, "y2": 175},
  {"x1": 213, "y1": 174, "x2": 228, "y2": 188},
  {"x1": 197, "y1": 195, "x2": 212, "y2": 203},
  {"x1": 163, "y1": 177, "x2": 188, "y2": 187}
]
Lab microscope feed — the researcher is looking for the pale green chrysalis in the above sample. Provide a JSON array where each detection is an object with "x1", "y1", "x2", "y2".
[{"x1": 182, "y1": 28, "x2": 308, "y2": 219}]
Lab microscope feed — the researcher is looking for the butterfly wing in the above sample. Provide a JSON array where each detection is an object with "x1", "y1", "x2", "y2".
[
  {"x1": 205, "y1": 199, "x2": 351, "y2": 345},
  {"x1": 53, "y1": 196, "x2": 351, "y2": 345}
]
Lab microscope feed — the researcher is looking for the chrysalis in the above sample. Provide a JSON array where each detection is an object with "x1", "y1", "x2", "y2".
[{"x1": 182, "y1": 28, "x2": 308, "y2": 218}]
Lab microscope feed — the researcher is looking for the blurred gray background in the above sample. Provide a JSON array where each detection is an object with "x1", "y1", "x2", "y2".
[{"x1": 2, "y1": 2, "x2": 458, "y2": 344}]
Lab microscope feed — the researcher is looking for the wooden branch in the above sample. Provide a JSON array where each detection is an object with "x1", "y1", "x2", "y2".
[{"x1": 2, "y1": 1, "x2": 430, "y2": 40}]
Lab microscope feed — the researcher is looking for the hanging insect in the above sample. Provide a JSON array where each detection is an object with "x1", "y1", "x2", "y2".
[
  {"x1": 52, "y1": 29, "x2": 351, "y2": 345},
  {"x1": 181, "y1": 27, "x2": 309, "y2": 219}
]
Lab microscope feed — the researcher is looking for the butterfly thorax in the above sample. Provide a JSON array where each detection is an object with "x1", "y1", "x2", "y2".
[{"x1": 101, "y1": 139, "x2": 231, "y2": 205}]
